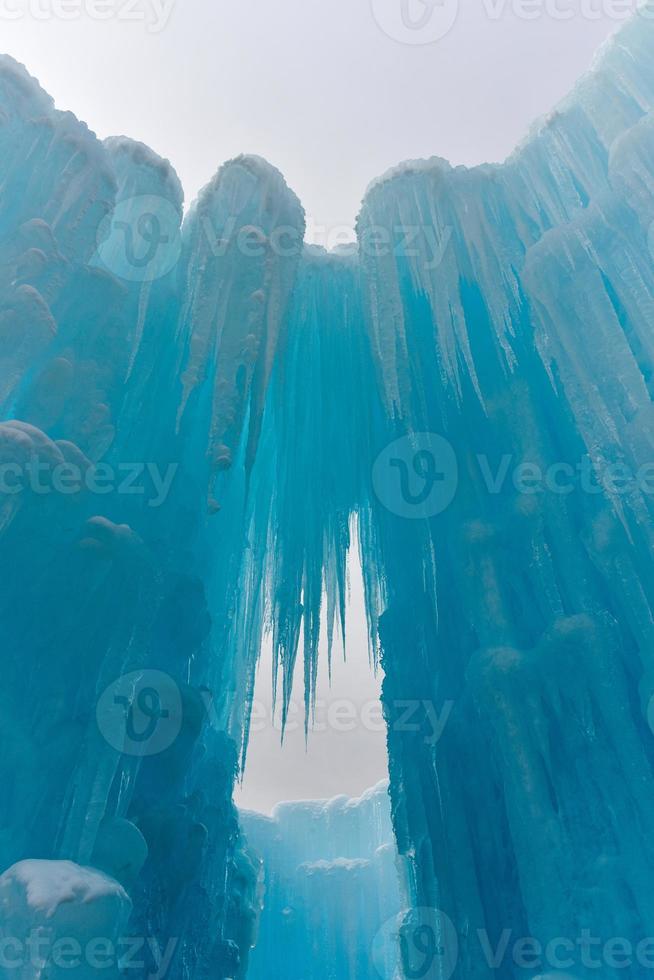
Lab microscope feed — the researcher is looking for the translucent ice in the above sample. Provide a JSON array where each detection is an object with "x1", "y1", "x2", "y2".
[
  {"x1": 0, "y1": 861, "x2": 131, "y2": 980},
  {"x1": 1, "y1": 9, "x2": 654, "y2": 980},
  {"x1": 241, "y1": 784, "x2": 403, "y2": 980}
]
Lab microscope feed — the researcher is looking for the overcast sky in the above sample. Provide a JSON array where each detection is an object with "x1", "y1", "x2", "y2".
[
  {"x1": 2, "y1": 0, "x2": 628, "y2": 241},
  {"x1": 1, "y1": 1, "x2": 633, "y2": 808},
  {"x1": 236, "y1": 553, "x2": 387, "y2": 814}
]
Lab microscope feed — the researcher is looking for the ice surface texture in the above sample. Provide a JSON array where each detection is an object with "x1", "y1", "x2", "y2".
[
  {"x1": 1, "y1": 9, "x2": 654, "y2": 979},
  {"x1": 241, "y1": 783, "x2": 402, "y2": 980},
  {"x1": 0, "y1": 861, "x2": 131, "y2": 980}
]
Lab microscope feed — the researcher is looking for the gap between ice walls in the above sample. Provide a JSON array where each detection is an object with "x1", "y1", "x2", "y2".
[{"x1": 1, "y1": 8, "x2": 654, "y2": 980}]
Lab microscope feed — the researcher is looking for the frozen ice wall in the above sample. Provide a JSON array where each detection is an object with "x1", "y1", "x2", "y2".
[
  {"x1": 1, "y1": 9, "x2": 654, "y2": 980},
  {"x1": 0, "y1": 58, "x2": 302, "y2": 979},
  {"x1": 241, "y1": 783, "x2": 403, "y2": 980},
  {"x1": 356, "y1": 11, "x2": 654, "y2": 979}
]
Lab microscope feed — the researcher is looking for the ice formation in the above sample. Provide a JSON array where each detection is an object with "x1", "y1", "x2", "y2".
[
  {"x1": 0, "y1": 861, "x2": 132, "y2": 980},
  {"x1": 241, "y1": 783, "x2": 402, "y2": 980},
  {"x1": 1, "y1": 7, "x2": 654, "y2": 980}
]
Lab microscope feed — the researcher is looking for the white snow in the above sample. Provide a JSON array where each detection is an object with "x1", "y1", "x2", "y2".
[{"x1": 0, "y1": 860, "x2": 128, "y2": 920}]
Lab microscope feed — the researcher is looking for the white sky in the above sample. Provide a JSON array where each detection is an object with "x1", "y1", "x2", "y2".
[
  {"x1": 2, "y1": 0, "x2": 626, "y2": 241},
  {"x1": 1, "y1": 1, "x2": 631, "y2": 807},
  {"x1": 236, "y1": 553, "x2": 387, "y2": 814}
]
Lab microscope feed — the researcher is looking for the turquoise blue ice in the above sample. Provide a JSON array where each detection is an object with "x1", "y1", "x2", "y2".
[{"x1": 2, "y1": 9, "x2": 654, "y2": 979}]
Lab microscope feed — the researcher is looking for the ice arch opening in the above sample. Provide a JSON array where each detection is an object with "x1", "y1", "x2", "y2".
[
  {"x1": 235, "y1": 550, "x2": 400, "y2": 980},
  {"x1": 2, "y1": 10, "x2": 654, "y2": 980},
  {"x1": 235, "y1": 549, "x2": 388, "y2": 814}
]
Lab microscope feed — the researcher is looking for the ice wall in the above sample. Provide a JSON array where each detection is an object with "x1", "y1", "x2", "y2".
[
  {"x1": 1, "y1": 9, "x2": 654, "y2": 980},
  {"x1": 0, "y1": 58, "x2": 290, "y2": 980},
  {"x1": 356, "y1": 11, "x2": 654, "y2": 979},
  {"x1": 0, "y1": 861, "x2": 132, "y2": 980},
  {"x1": 241, "y1": 783, "x2": 403, "y2": 980}
]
